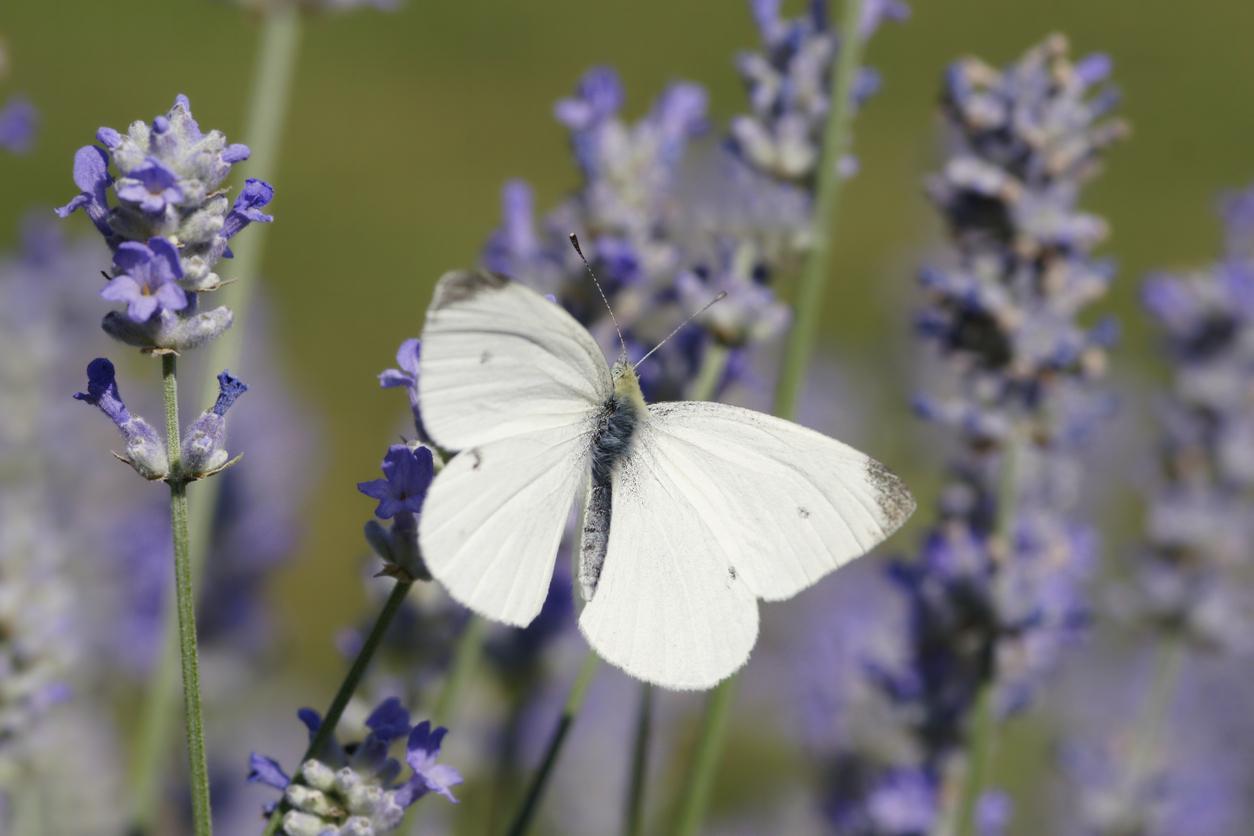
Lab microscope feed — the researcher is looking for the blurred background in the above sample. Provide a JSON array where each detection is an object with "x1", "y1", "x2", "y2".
[{"x1": 2, "y1": 0, "x2": 1253, "y2": 833}]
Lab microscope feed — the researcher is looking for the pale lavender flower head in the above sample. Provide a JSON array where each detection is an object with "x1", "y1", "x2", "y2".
[
  {"x1": 73, "y1": 358, "x2": 168, "y2": 480},
  {"x1": 0, "y1": 96, "x2": 36, "y2": 154},
  {"x1": 731, "y1": 0, "x2": 905, "y2": 185},
  {"x1": 100, "y1": 238, "x2": 187, "y2": 322},
  {"x1": 248, "y1": 698, "x2": 460, "y2": 833},
  {"x1": 58, "y1": 95, "x2": 274, "y2": 348},
  {"x1": 821, "y1": 36, "x2": 1123, "y2": 832},
  {"x1": 1112, "y1": 185, "x2": 1254, "y2": 650}
]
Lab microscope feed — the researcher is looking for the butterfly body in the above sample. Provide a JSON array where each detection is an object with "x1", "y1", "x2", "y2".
[{"x1": 418, "y1": 270, "x2": 915, "y2": 690}]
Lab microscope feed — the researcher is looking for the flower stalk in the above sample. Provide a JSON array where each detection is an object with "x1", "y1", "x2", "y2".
[
  {"x1": 260, "y1": 577, "x2": 414, "y2": 836},
  {"x1": 162, "y1": 353, "x2": 213, "y2": 836},
  {"x1": 128, "y1": 8, "x2": 302, "y2": 827},
  {"x1": 503, "y1": 651, "x2": 600, "y2": 836}
]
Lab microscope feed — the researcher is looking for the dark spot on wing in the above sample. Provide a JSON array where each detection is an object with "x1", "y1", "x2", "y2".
[
  {"x1": 470, "y1": 448, "x2": 483, "y2": 470},
  {"x1": 479, "y1": 350, "x2": 492, "y2": 364},
  {"x1": 728, "y1": 565, "x2": 737, "y2": 580},
  {"x1": 797, "y1": 506, "x2": 811, "y2": 519},
  {"x1": 431, "y1": 269, "x2": 509, "y2": 310},
  {"x1": 866, "y1": 458, "x2": 915, "y2": 532}
]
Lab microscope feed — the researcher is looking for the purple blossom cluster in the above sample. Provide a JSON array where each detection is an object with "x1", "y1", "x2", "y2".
[
  {"x1": 1125, "y1": 189, "x2": 1254, "y2": 646},
  {"x1": 479, "y1": 0, "x2": 903, "y2": 404},
  {"x1": 249, "y1": 698, "x2": 461, "y2": 835},
  {"x1": 57, "y1": 94, "x2": 274, "y2": 352},
  {"x1": 804, "y1": 35, "x2": 1127, "y2": 831},
  {"x1": 1060, "y1": 186, "x2": 1254, "y2": 833},
  {"x1": 730, "y1": 0, "x2": 907, "y2": 185}
]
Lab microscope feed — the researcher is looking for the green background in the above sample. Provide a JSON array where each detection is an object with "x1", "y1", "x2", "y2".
[{"x1": 2, "y1": 2, "x2": 1250, "y2": 825}]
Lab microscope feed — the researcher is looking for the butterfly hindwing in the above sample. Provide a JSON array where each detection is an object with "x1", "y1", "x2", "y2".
[
  {"x1": 420, "y1": 422, "x2": 591, "y2": 626},
  {"x1": 641, "y1": 401, "x2": 915, "y2": 602},
  {"x1": 578, "y1": 417, "x2": 760, "y2": 690}
]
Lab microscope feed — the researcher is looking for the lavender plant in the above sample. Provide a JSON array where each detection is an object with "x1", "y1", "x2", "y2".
[
  {"x1": 804, "y1": 35, "x2": 1126, "y2": 834},
  {"x1": 1062, "y1": 186, "x2": 1254, "y2": 833},
  {"x1": 58, "y1": 94, "x2": 275, "y2": 835}
]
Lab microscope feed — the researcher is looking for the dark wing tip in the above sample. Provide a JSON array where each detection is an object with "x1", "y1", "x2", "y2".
[
  {"x1": 865, "y1": 458, "x2": 916, "y2": 533},
  {"x1": 431, "y1": 270, "x2": 510, "y2": 311}
]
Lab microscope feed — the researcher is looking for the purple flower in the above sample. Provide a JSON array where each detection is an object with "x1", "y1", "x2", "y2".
[
  {"x1": 100, "y1": 238, "x2": 186, "y2": 322},
  {"x1": 0, "y1": 96, "x2": 37, "y2": 154},
  {"x1": 180, "y1": 371, "x2": 248, "y2": 477},
  {"x1": 55, "y1": 145, "x2": 114, "y2": 239},
  {"x1": 976, "y1": 791, "x2": 1013, "y2": 836},
  {"x1": 115, "y1": 158, "x2": 183, "y2": 214},
  {"x1": 73, "y1": 358, "x2": 168, "y2": 479},
  {"x1": 357, "y1": 444, "x2": 435, "y2": 519},
  {"x1": 246, "y1": 753, "x2": 291, "y2": 791},
  {"x1": 400, "y1": 721, "x2": 462, "y2": 804},
  {"x1": 221, "y1": 178, "x2": 275, "y2": 241},
  {"x1": 554, "y1": 66, "x2": 623, "y2": 131}
]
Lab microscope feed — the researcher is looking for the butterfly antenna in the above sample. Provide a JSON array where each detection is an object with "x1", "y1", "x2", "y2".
[
  {"x1": 633, "y1": 291, "x2": 728, "y2": 370},
  {"x1": 569, "y1": 233, "x2": 628, "y2": 358}
]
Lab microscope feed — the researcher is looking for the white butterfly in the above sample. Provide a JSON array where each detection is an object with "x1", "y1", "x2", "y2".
[{"x1": 417, "y1": 269, "x2": 915, "y2": 690}]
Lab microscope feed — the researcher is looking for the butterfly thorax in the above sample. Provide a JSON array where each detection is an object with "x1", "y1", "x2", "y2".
[{"x1": 592, "y1": 361, "x2": 646, "y2": 484}]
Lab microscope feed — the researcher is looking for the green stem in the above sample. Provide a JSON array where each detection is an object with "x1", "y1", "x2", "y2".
[
  {"x1": 948, "y1": 436, "x2": 1021, "y2": 836},
  {"x1": 675, "y1": 4, "x2": 868, "y2": 834},
  {"x1": 689, "y1": 344, "x2": 729, "y2": 402},
  {"x1": 772, "y1": 0, "x2": 868, "y2": 421},
  {"x1": 431, "y1": 615, "x2": 488, "y2": 726},
  {"x1": 622, "y1": 684, "x2": 654, "y2": 836},
  {"x1": 127, "y1": 9, "x2": 302, "y2": 831},
  {"x1": 162, "y1": 353, "x2": 213, "y2": 836},
  {"x1": 672, "y1": 677, "x2": 737, "y2": 836},
  {"x1": 503, "y1": 651, "x2": 600, "y2": 836},
  {"x1": 261, "y1": 579, "x2": 414, "y2": 836},
  {"x1": 950, "y1": 682, "x2": 998, "y2": 836},
  {"x1": 1122, "y1": 639, "x2": 1185, "y2": 799}
]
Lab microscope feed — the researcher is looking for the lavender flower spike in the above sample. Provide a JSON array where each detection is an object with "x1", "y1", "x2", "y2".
[
  {"x1": 74, "y1": 358, "x2": 168, "y2": 479},
  {"x1": 180, "y1": 371, "x2": 248, "y2": 478},
  {"x1": 58, "y1": 94, "x2": 276, "y2": 308}
]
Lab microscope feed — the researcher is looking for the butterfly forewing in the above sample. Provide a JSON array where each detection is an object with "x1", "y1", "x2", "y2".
[
  {"x1": 419, "y1": 270, "x2": 612, "y2": 450},
  {"x1": 418, "y1": 271, "x2": 611, "y2": 625}
]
